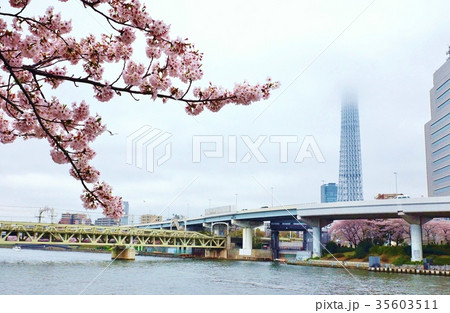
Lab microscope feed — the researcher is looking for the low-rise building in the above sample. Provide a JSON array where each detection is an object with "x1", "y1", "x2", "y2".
[
  {"x1": 375, "y1": 193, "x2": 403, "y2": 200},
  {"x1": 140, "y1": 214, "x2": 162, "y2": 224},
  {"x1": 94, "y1": 217, "x2": 119, "y2": 226},
  {"x1": 58, "y1": 213, "x2": 91, "y2": 225}
]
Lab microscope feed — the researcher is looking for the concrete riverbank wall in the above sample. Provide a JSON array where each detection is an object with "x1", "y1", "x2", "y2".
[{"x1": 288, "y1": 259, "x2": 450, "y2": 276}]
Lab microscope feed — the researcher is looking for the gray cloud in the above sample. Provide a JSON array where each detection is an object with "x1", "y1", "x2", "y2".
[{"x1": 1, "y1": 0, "x2": 449, "y2": 221}]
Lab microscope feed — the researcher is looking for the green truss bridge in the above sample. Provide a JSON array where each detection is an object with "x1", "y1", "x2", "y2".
[{"x1": 0, "y1": 221, "x2": 227, "y2": 260}]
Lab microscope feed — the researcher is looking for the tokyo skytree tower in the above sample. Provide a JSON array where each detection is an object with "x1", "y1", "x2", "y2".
[{"x1": 337, "y1": 94, "x2": 364, "y2": 201}]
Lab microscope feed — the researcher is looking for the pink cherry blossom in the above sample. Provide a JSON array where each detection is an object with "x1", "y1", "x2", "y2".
[
  {"x1": 94, "y1": 84, "x2": 115, "y2": 102},
  {"x1": 117, "y1": 27, "x2": 136, "y2": 45},
  {"x1": 0, "y1": 0, "x2": 279, "y2": 218},
  {"x1": 9, "y1": 0, "x2": 29, "y2": 9}
]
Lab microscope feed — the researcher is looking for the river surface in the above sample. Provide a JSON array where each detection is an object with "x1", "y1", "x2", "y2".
[{"x1": 0, "y1": 248, "x2": 449, "y2": 295}]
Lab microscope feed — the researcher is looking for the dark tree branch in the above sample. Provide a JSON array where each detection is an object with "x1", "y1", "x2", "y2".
[
  {"x1": 22, "y1": 66, "x2": 237, "y2": 103},
  {"x1": 0, "y1": 51, "x2": 107, "y2": 209}
]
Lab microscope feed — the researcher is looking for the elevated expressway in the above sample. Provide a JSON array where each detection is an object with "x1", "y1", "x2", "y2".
[
  {"x1": 136, "y1": 204, "x2": 306, "y2": 258},
  {"x1": 138, "y1": 197, "x2": 450, "y2": 261}
]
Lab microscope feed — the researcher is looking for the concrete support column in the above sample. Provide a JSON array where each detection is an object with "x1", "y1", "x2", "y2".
[
  {"x1": 241, "y1": 227, "x2": 252, "y2": 255},
  {"x1": 410, "y1": 223, "x2": 423, "y2": 262},
  {"x1": 298, "y1": 217, "x2": 332, "y2": 258},
  {"x1": 232, "y1": 219, "x2": 263, "y2": 257},
  {"x1": 400, "y1": 214, "x2": 430, "y2": 262},
  {"x1": 302, "y1": 230, "x2": 312, "y2": 251},
  {"x1": 312, "y1": 225, "x2": 322, "y2": 258},
  {"x1": 271, "y1": 231, "x2": 280, "y2": 260}
]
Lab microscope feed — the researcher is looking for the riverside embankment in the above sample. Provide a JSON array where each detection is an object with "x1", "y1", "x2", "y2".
[{"x1": 288, "y1": 259, "x2": 450, "y2": 276}]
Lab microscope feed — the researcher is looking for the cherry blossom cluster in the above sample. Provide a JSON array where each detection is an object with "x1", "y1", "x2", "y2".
[
  {"x1": 0, "y1": 113, "x2": 15, "y2": 143},
  {"x1": 1, "y1": 0, "x2": 279, "y2": 218},
  {"x1": 81, "y1": 181, "x2": 123, "y2": 219}
]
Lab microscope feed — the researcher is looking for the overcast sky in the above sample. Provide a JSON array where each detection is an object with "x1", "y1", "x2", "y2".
[{"x1": 1, "y1": 0, "x2": 450, "y2": 223}]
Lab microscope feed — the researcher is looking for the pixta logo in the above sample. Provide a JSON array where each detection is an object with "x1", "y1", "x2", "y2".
[
  {"x1": 126, "y1": 125, "x2": 172, "y2": 173},
  {"x1": 192, "y1": 135, "x2": 325, "y2": 163},
  {"x1": 127, "y1": 126, "x2": 325, "y2": 172}
]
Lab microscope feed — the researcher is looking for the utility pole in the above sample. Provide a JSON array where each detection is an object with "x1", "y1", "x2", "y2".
[{"x1": 50, "y1": 208, "x2": 55, "y2": 224}]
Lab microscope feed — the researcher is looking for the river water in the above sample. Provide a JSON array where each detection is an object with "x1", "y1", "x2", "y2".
[{"x1": 0, "y1": 248, "x2": 449, "y2": 295}]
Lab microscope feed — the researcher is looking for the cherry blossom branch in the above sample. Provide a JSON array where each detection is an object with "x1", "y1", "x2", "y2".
[
  {"x1": 0, "y1": 92, "x2": 24, "y2": 114},
  {"x1": 22, "y1": 66, "x2": 238, "y2": 103},
  {"x1": 0, "y1": 50, "x2": 108, "y2": 209},
  {"x1": 1, "y1": 0, "x2": 279, "y2": 218}
]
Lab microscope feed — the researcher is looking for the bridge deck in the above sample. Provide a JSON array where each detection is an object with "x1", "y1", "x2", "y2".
[
  {"x1": 0, "y1": 221, "x2": 226, "y2": 249},
  {"x1": 139, "y1": 197, "x2": 450, "y2": 230}
]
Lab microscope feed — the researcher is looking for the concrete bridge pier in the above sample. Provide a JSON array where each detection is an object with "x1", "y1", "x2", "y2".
[
  {"x1": 299, "y1": 217, "x2": 331, "y2": 258},
  {"x1": 201, "y1": 222, "x2": 230, "y2": 258},
  {"x1": 271, "y1": 231, "x2": 280, "y2": 260},
  {"x1": 205, "y1": 248, "x2": 228, "y2": 258},
  {"x1": 302, "y1": 230, "x2": 312, "y2": 251},
  {"x1": 232, "y1": 220, "x2": 263, "y2": 256},
  {"x1": 399, "y1": 214, "x2": 431, "y2": 262},
  {"x1": 242, "y1": 227, "x2": 253, "y2": 255},
  {"x1": 111, "y1": 246, "x2": 136, "y2": 260}
]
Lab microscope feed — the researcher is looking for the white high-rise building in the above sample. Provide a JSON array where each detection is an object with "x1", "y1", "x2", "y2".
[
  {"x1": 120, "y1": 201, "x2": 129, "y2": 225},
  {"x1": 425, "y1": 49, "x2": 450, "y2": 196}
]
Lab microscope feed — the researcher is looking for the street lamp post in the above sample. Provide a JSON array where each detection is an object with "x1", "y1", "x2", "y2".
[
  {"x1": 271, "y1": 187, "x2": 274, "y2": 207},
  {"x1": 235, "y1": 193, "x2": 238, "y2": 210},
  {"x1": 394, "y1": 172, "x2": 398, "y2": 194}
]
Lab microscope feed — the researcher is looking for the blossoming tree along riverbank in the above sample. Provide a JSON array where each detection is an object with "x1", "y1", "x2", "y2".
[
  {"x1": 0, "y1": 0, "x2": 279, "y2": 218},
  {"x1": 329, "y1": 219, "x2": 450, "y2": 246}
]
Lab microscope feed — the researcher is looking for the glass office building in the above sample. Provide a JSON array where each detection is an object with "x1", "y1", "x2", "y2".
[
  {"x1": 321, "y1": 183, "x2": 338, "y2": 203},
  {"x1": 425, "y1": 50, "x2": 450, "y2": 196}
]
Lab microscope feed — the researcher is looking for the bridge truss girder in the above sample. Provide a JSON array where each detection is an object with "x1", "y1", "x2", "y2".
[{"x1": 0, "y1": 221, "x2": 226, "y2": 249}]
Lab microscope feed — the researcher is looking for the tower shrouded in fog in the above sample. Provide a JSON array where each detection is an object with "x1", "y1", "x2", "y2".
[{"x1": 337, "y1": 94, "x2": 364, "y2": 201}]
